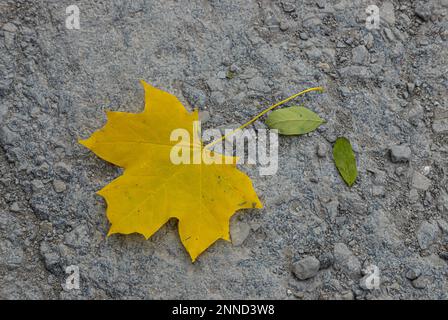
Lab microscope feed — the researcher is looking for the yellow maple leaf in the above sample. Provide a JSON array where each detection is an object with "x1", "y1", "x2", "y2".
[{"x1": 79, "y1": 81, "x2": 262, "y2": 261}]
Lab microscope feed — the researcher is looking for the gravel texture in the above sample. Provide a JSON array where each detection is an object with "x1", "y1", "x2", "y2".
[{"x1": 0, "y1": 0, "x2": 447, "y2": 300}]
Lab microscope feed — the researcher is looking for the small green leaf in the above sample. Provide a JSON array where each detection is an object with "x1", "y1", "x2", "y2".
[
  {"x1": 333, "y1": 137, "x2": 357, "y2": 187},
  {"x1": 265, "y1": 106, "x2": 324, "y2": 135},
  {"x1": 226, "y1": 70, "x2": 235, "y2": 79}
]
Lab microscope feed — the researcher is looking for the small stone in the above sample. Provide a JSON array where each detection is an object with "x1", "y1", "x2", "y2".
[
  {"x1": 318, "y1": 62, "x2": 330, "y2": 72},
  {"x1": 31, "y1": 202, "x2": 49, "y2": 221},
  {"x1": 333, "y1": 243, "x2": 361, "y2": 277},
  {"x1": 395, "y1": 166, "x2": 405, "y2": 176},
  {"x1": 292, "y1": 256, "x2": 320, "y2": 280},
  {"x1": 10, "y1": 202, "x2": 20, "y2": 212},
  {"x1": 229, "y1": 64, "x2": 240, "y2": 73},
  {"x1": 338, "y1": 66, "x2": 373, "y2": 80},
  {"x1": 325, "y1": 133, "x2": 337, "y2": 143},
  {"x1": 414, "y1": 4, "x2": 431, "y2": 22},
  {"x1": 318, "y1": 252, "x2": 334, "y2": 269},
  {"x1": 389, "y1": 144, "x2": 411, "y2": 163},
  {"x1": 384, "y1": 28, "x2": 395, "y2": 41},
  {"x1": 221, "y1": 57, "x2": 231, "y2": 66},
  {"x1": 340, "y1": 291, "x2": 354, "y2": 300},
  {"x1": 299, "y1": 33, "x2": 309, "y2": 40},
  {"x1": 54, "y1": 162, "x2": 72, "y2": 181},
  {"x1": 437, "y1": 219, "x2": 448, "y2": 236},
  {"x1": 372, "y1": 185, "x2": 385, "y2": 197},
  {"x1": 405, "y1": 268, "x2": 421, "y2": 280},
  {"x1": 417, "y1": 221, "x2": 440, "y2": 250},
  {"x1": 0, "y1": 239, "x2": 24, "y2": 268},
  {"x1": 409, "y1": 189, "x2": 419, "y2": 203},
  {"x1": 2, "y1": 22, "x2": 18, "y2": 33},
  {"x1": 303, "y1": 16, "x2": 322, "y2": 28},
  {"x1": 64, "y1": 225, "x2": 89, "y2": 249},
  {"x1": 265, "y1": 15, "x2": 280, "y2": 31},
  {"x1": 432, "y1": 118, "x2": 448, "y2": 133},
  {"x1": 281, "y1": 1, "x2": 295, "y2": 13},
  {"x1": 230, "y1": 221, "x2": 251, "y2": 246},
  {"x1": 353, "y1": 288, "x2": 364, "y2": 299},
  {"x1": 279, "y1": 21, "x2": 289, "y2": 31},
  {"x1": 411, "y1": 171, "x2": 431, "y2": 191},
  {"x1": 182, "y1": 84, "x2": 207, "y2": 108},
  {"x1": 352, "y1": 45, "x2": 369, "y2": 65},
  {"x1": 315, "y1": 0, "x2": 325, "y2": 9},
  {"x1": 424, "y1": 191, "x2": 433, "y2": 206},
  {"x1": 324, "y1": 199, "x2": 339, "y2": 222},
  {"x1": 31, "y1": 179, "x2": 45, "y2": 191},
  {"x1": 52, "y1": 180, "x2": 66, "y2": 193},
  {"x1": 217, "y1": 71, "x2": 227, "y2": 79},
  {"x1": 381, "y1": 2, "x2": 396, "y2": 25},
  {"x1": 316, "y1": 143, "x2": 327, "y2": 158},
  {"x1": 412, "y1": 276, "x2": 430, "y2": 289},
  {"x1": 39, "y1": 241, "x2": 60, "y2": 272},
  {"x1": 364, "y1": 33, "x2": 374, "y2": 49},
  {"x1": 441, "y1": 29, "x2": 448, "y2": 41},
  {"x1": 305, "y1": 47, "x2": 321, "y2": 60},
  {"x1": 437, "y1": 192, "x2": 448, "y2": 213},
  {"x1": 211, "y1": 92, "x2": 225, "y2": 105},
  {"x1": 407, "y1": 82, "x2": 415, "y2": 94},
  {"x1": 372, "y1": 170, "x2": 386, "y2": 185},
  {"x1": 247, "y1": 76, "x2": 270, "y2": 92},
  {"x1": 39, "y1": 221, "x2": 53, "y2": 235}
]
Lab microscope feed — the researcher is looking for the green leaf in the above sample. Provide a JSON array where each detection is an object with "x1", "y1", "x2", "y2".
[
  {"x1": 265, "y1": 106, "x2": 325, "y2": 135},
  {"x1": 333, "y1": 137, "x2": 357, "y2": 187}
]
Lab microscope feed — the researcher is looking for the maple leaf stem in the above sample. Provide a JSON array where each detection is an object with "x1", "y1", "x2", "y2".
[{"x1": 204, "y1": 86, "x2": 324, "y2": 149}]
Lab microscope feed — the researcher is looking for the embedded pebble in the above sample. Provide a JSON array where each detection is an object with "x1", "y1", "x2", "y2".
[{"x1": 292, "y1": 256, "x2": 320, "y2": 280}]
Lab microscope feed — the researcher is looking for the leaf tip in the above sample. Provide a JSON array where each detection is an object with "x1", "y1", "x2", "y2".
[
  {"x1": 189, "y1": 252, "x2": 198, "y2": 263},
  {"x1": 78, "y1": 137, "x2": 92, "y2": 149}
]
